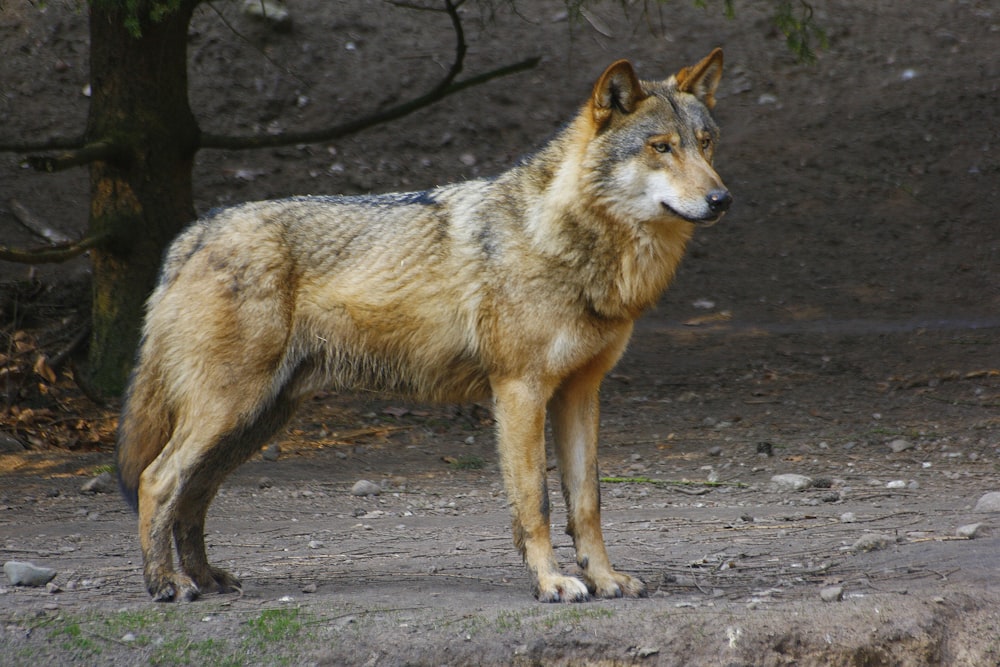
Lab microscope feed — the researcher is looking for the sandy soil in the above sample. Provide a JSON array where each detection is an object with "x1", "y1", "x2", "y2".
[{"x1": 1, "y1": 0, "x2": 999, "y2": 665}]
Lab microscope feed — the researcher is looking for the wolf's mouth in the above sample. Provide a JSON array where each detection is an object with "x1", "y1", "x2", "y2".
[{"x1": 660, "y1": 202, "x2": 724, "y2": 227}]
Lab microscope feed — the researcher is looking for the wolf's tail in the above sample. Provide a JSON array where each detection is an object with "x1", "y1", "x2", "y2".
[{"x1": 116, "y1": 358, "x2": 172, "y2": 512}]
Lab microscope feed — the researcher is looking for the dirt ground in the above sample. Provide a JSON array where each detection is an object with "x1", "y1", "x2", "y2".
[{"x1": 1, "y1": 0, "x2": 999, "y2": 665}]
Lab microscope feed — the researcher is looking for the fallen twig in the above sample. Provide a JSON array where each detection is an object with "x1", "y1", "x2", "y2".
[
  {"x1": 9, "y1": 198, "x2": 72, "y2": 244},
  {"x1": 600, "y1": 476, "x2": 747, "y2": 489}
]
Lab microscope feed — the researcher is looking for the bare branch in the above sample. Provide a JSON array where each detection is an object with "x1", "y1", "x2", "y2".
[
  {"x1": 201, "y1": 0, "x2": 537, "y2": 151},
  {"x1": 205, "y1": 1, "x2": 307, "y2": 86},
  {"x1": 24, "y1": 141, "x2": 126, "y2": 173},
  {"x1": 435, "y1": 56, "x2": 539, "y2": 97},
  {"x1": 48, "y1": 325, "x2": 92, "y2": 371},
  {"x1": 441, "y1": 0, "x2": 467, "y2": 88},
  {"x1": 384, "y1": 0, "x2": 467, "y2": 12},
  {"x1": 0, "y1": 135, "x2": 85, "y2": 154},
  {"x1": 0, "y1": 233, "x2": 110, "y2": 264},
  {"x1": 201, "y1": 57, "x2": 537, "y2": 151}
]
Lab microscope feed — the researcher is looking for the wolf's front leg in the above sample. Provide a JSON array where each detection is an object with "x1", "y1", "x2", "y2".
[
  {"x1": 493, "y1": 379, "x2": 590, "y2": 602},
  {"x1": 549, "y1": 372, "x2": 647, "y2": 599}
]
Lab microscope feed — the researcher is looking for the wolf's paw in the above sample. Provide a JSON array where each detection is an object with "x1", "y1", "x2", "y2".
[
  {"x1": 189, "y1": 565, "x2": 242, "y2": 595},
  {"x1": 535, "y1": 573, "x2": 591, "y2": 603},
  {"x1": 586, "y1": 569, "x2": 647, "y2": 599},
  {"x1": 147, "y1": 572, "x2": 200, "y2": 603}
]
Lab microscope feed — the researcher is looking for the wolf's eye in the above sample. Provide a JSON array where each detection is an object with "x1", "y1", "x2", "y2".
[
  {"x1": 652, "y1": 142, "x2": 671, "y2": 154},
  {"x1": 700, "y1": 137, "x2": 712, "y2": 151}
]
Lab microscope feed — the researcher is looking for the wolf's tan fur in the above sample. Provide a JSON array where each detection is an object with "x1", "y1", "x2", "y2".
[{"x1": 117, "y1": 50, "x2": 730, "y2": 602}]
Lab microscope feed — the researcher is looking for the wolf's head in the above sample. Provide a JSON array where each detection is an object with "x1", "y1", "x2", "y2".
[{"x1": 583, "y1": 50, "x2": 731, "y2": 227}]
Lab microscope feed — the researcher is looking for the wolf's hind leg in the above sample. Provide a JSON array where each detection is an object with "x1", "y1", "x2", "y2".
[
  {"x1": 172, "y1": 388, "x2": 303, "y2": 595},
  {"x1": 137, "y1": 382, "x2": 295, "y2": 601},
  {"x1": 137, "y1": 429, "x2": 203, "y2": 602},
  {"x1": 173, "y1": 491, "x2": 242, "y2": 595},
  {"x1": 141, "y1": 428, "x2": 264, "y2": 600},
  {"x1": 549, "y1": 369, "x2": 647, "y2": 599}
]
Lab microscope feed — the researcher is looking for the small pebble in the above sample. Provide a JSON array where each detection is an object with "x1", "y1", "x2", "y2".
[
  {"x1": 302, "y1": 583, "x2": 318, "y2": 594},
  {"x1": 262, "y1": 443, "x2": 281, "y2": 462},
  {"x1": 351, "y1": 480, "x2": 381, "y2": 496},
  {"x1": 888, "y1": 439, "x2": 913, "y2": 453},
  {"x1": 956, "y1": 523, "x2": 988, "y2": 539},
  {"x1": 851, "y1": 533, "x2": 894, "y2": 553},
  {"x1": 80, "y1": 472, "x2": 115, "y2": 495},
  {"x1": 707, "y1": 446, "x2": 723, "y2": 457},
  {"x1": 820, "y1": 585, "x2": 844, "y2": 602}
]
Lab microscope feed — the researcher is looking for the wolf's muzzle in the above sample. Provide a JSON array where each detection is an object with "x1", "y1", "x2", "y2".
[{"x1": 706, "y1": 189, "x2": 733, "y2": 215}]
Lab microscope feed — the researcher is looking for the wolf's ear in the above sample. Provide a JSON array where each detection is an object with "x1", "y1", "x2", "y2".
[
  {"x1": 675, "y1": 48, "x2": 724, "y2": 110},
  {"x1": 591, "y1": 60, "x2": 648, "y2": 129}
]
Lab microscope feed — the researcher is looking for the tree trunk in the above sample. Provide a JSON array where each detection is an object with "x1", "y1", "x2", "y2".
[{"x1": 85, "y1": 0, "x2": 200, "y2": 396}]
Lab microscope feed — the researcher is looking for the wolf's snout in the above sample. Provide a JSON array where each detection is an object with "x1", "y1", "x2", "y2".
[{"x1": 706, "y1": 189, "x2": 732, "y2": 214}]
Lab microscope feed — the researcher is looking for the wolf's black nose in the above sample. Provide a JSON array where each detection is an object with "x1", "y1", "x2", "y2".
[{"x1": 706, "y1": 190, "x2": 732, "y2": 214}]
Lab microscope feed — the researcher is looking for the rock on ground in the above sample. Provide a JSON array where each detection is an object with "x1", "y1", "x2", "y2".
[
  {"x1": 974, "y1": 492, "x2": 1000, "y2": 512},
  {"x1": 770, "y1": 473, "x2": 813, "y2": 491},
  {"x1": 4, "y1": 561, "x2": 57, "y2": 587}
]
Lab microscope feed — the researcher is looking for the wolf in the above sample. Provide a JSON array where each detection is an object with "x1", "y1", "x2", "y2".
[{"x1": 116, "y1": 49, "x2": 731, "y2": 603}]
